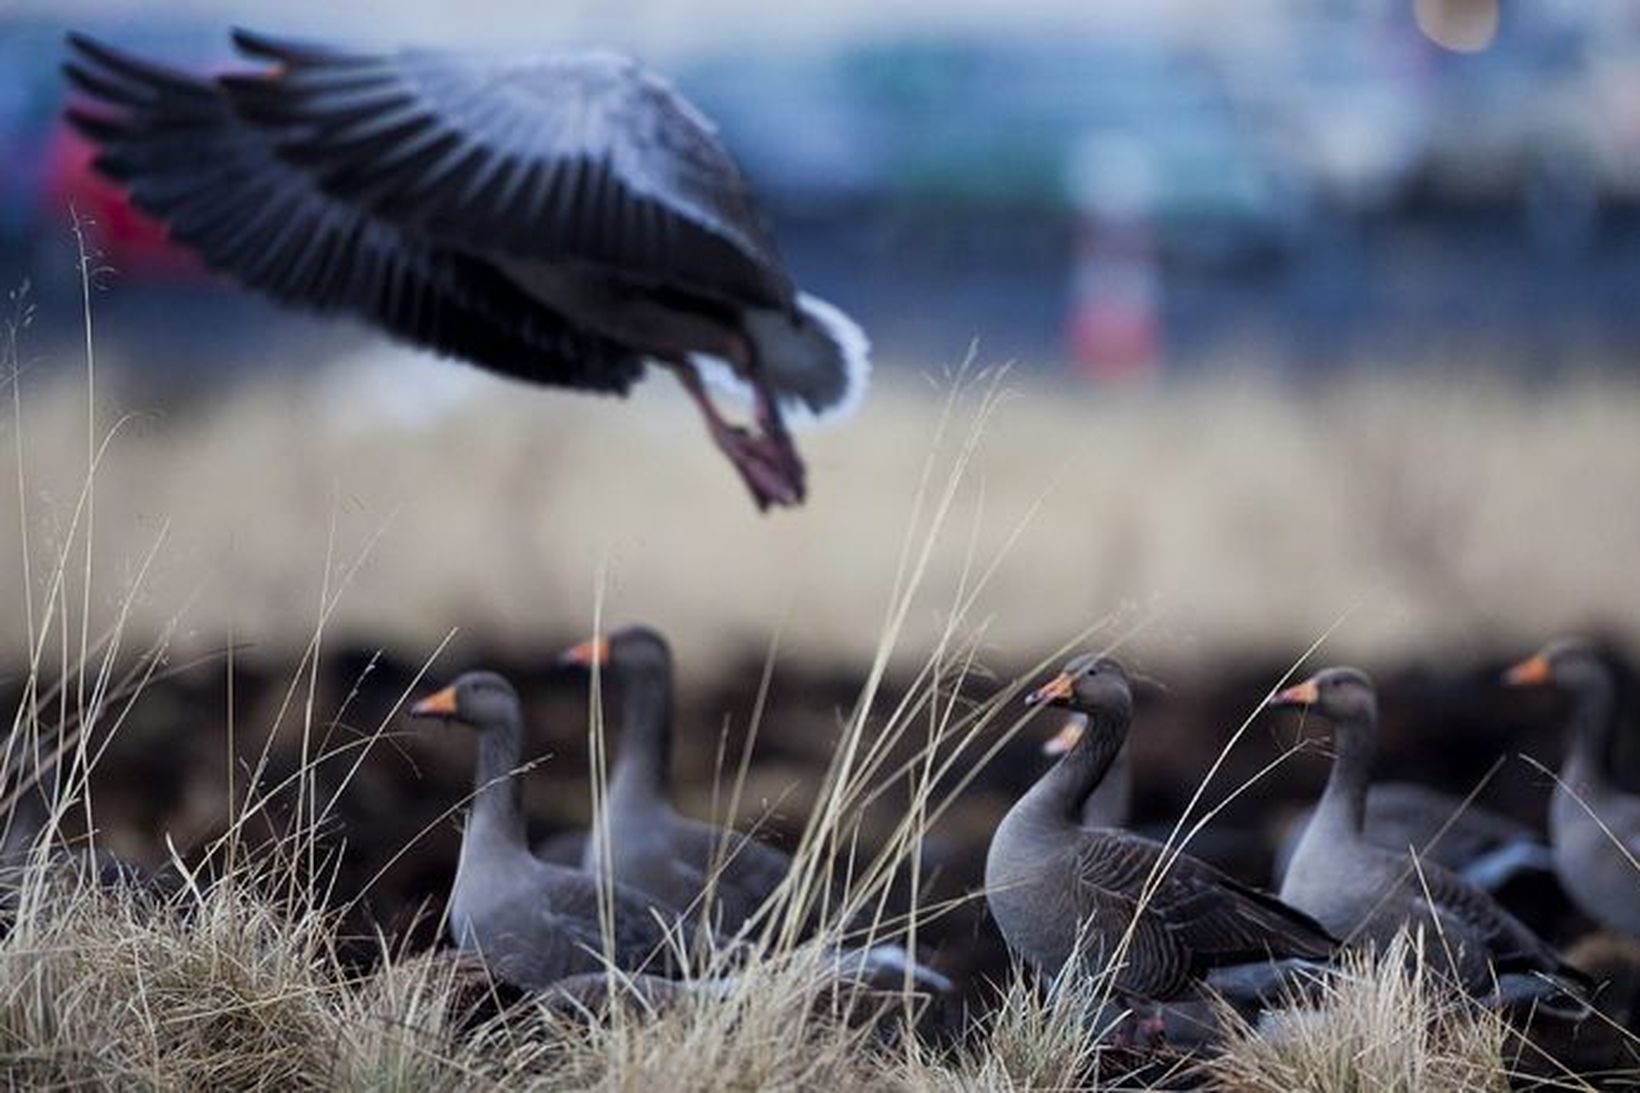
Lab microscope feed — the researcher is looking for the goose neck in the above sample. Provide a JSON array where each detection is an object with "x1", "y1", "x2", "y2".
[
  {"x1": 610, "y1": 662, "x2": 673, "y2": 800},
  {"x1": 1564, "y1": 672, "x2": 1617, "y2": 788},
  {"x1": 1317, "y1": 713, "x2": 1375, "y2": 837},
  {"x1": 1029, "y1": 707, "x2": 1129, "y2": 828},
  {"x1": 468, "y1": 715, "x2": 527, "y2": 847}
]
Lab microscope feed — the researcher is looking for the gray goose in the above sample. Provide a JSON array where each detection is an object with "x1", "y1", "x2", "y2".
[
  {"x1": 1505, "y1": 639, "x2": 1640, "y2": 937},
  {"x1": 410, "y1": 671, "x2": 708, "y2": 990},
  {"x1": 64, "y1": 30, "x2": 871, "y2": 511},
  {"x1": 1272, "y1": 783, "x2": 1552, "y2": 895},
  {"x1": 564, "y1": 627, "x2": 952, "y2": 991},
  {"x1": 1270, "y1": 668, "x2": 1589, "y2": 1004},
  {"x1": 985, "y1": 655, "x2": 1336, "y2": 1007},
  {"x1": 562, "y1": 627, "x2": 790, "y2": 937}
]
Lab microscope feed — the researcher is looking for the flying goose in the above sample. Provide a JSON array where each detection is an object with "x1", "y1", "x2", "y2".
[
  {"x1": 409, "y1": 670, "x2": 709, "y2": 990},
  {"x1": 1505, "y1": 639, "x2": 1640, "y2": 937},
  {"x1": 985, "y1": 655, "x2": 1336, "y2": 1008},
  {"x1": 1270, "y1": 667, "x2": 1589, "y2": 1005},
  {"x1": 63, "y1": 29, "x2": 870, "y2": 510}
]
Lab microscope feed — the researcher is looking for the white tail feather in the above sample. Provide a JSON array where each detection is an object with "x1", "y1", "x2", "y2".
[{"x1": 690, "y1": 292, "x2": 871, "y2": 430}]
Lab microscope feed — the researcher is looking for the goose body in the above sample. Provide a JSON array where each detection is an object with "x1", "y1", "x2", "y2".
[
  {"x1": 986, "y1": 656, "x2": 1336, "y2": 1004},
  {"x1": 1507, "y1": 641, "x2": 1640, "y2": 937},
  {"x1": 411, "y1": 671, "x2": 702, "y2": 990},
  {"x1": 1273, "y1": 782, "x2": 1552, "y2": 894},
  {"x1": 1272, "y1": 668, "x2": 1587, "y2": 1000},
  {"x1": 0, "y1": 746, "x2": 163, "y2": 900},
  {"x1": 63, "y1": 30, "x2": 870, "y2": 510}
]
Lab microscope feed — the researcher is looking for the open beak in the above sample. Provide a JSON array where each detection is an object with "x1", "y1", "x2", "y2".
[
  {"x1": 1267, "y1": 679, "x2": 1320, "y2": 709},
  {"x1": 1503, "y1": 654, "x2": 1551, "y2": 687},
  {"x1": 1025, "y1": 672, "x2": 1075, "y2": 706},
  {"x1": 1042, "y1": 715, "x2": 1086, "y2": 757},
  {"x1": 409, "y1": 684, "x2": 459, "y2": 719},
  {"x1": 559, "y1": 636, "x2": 610, "y2": 668}
]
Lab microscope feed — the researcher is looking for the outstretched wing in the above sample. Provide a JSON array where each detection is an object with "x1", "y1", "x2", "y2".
[
  {"x1": 222, "y1": 29, "x2": 793, "y2": 310},
  {"x1": 63, "y1": 32, "x2": 644, "y2": 395}
]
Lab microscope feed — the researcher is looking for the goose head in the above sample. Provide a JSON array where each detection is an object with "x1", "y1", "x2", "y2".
[
  {"x1": 1266, "y1": 666, "x2": 1377, "y2": 725},
  {"x1": 1025, "y1": 654, "x2": 1134, "y2": 755},
  {"x1": 559, "y1": 624, "x2": 671, "y2": 677},
  {"x1": 1503, "y1": 637, "x2": 1607, "y2": 694},
  {"x1": 409, "y1": 670, "x2": 521, "y2": 731}
]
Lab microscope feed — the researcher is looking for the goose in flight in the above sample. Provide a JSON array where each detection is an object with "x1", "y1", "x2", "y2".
[{"x1": 63, "y1": 29, "x2": 871, "y2": 510}]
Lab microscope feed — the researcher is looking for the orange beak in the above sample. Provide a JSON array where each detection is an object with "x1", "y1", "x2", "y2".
[
  {"x1": 1042, "y1": 715, "x2": 1086, "y2": 757},
  {"x1": 1267, "y1": 679, "x2": 1320, "y2": 709},
  {"x1": 560, "y1": 637, "x2": 610, "y2": 668},
  {"x1": 1025, "y1": 672, "x2": 1075, "y2": 706},
  {"x1": 1503, "y1": 654, "x2": 1551, "y2": 687},
  {"x1": 410, "y1": 684, "x2": 459, "y2": 719}
]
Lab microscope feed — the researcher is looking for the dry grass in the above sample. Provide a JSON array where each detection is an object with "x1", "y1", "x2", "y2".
[
  {"x1": 901, "y1": 967, "x2": 1135, "y2": 1092},
  {"x1": 1, "y1": 865, "x2": 1614, "y2": 1091},
  {"x1": 1204, "y1": 934, "x2": 1514, "y2": 1093}
]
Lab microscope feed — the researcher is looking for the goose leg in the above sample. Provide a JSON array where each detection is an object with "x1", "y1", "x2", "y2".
[{"x1": 675, "y1": 363, "x2": 804, "y2": 510}]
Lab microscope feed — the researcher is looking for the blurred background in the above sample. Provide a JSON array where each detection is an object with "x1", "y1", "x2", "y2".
[
  {"x1": 8, "y1": 0, "x2": 1640, "y2": 376},
  {"x1": 1, "y1": 0, "x2": 1636, "y2": 665},
  {"x1": 1, "y1": 0, "x2": 1638, "y2": 993}
]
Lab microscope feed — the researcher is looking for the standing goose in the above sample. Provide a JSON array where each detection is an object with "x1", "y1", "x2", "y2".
[
  {"x1": 1270, "y1": 668, "x2": 1588, "y2": 1003},
  {"x1": 985, "y1": 654, "x2": 1336, "y2": 1006},
  {"x1": 409, "y1": 671, "x2": 708, "y2": 990},
  {"x1": 63, "y1": 29, "x2": 870, "y2": 511},
  {"x1": 562, "y1": 626, "x2": 790, "y2": 937},
  {"x1": 563, "y1": 627, "x2": 952, "y2": 991},
  {"x1": 1505, "y1": 639, "x2": 1640, "y2": 937}
]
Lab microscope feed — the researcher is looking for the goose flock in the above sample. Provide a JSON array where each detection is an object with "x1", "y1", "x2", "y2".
[
  {"x1": 381, "y1": 630, "x2": 1640, "y2": 1049},
  {"x1": 29, "y1": 23, "x2": 1640, "y2": 1063}
]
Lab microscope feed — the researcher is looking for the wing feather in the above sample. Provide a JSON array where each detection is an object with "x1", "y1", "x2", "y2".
[
  {"x1": 219, "y1": 30, "x2": 793, "y2": 309},
  {"x1": 64, "y1": 32, "x2": 643, "y2": 395},
  {"x1": 1074, "y1": 831, "x2": 1336, "y2": 996}
]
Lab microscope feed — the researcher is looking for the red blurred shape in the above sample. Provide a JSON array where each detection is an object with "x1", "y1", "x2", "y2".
[{"x1": 39, "y1": 120, "x2": 203, "y2": 279}]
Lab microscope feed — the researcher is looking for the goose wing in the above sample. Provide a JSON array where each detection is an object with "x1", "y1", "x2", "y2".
[
  {"x1": 542, "y1": 870, "x2": 696, "y2": 976},
  {"x1": 64, "y1": 32, "x2": 642, "y2": 394},
  {"x1": 671, "y1": 817, "x2": 792, "y2": 933},
  {"x1": 1408, "y1": 857, "x2": 1583, "y2": 981},
  {"x1": 221, "y1": 29, "x2": 793, "y2": 310},
  {"x1": 1077, "y1": 831, "x2": 1336, "y2": 984}
]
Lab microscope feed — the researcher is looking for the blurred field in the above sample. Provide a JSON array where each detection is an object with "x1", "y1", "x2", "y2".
[{"x1": 3, "y1": 348, "x2": 1639, "y2": 681}]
